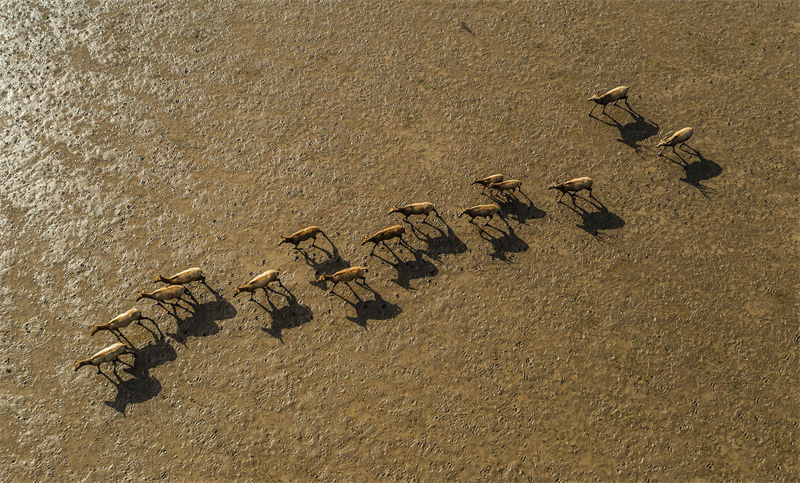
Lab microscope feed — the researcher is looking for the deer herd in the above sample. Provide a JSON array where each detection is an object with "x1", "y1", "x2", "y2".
[{"x1": 75, "y1": 85, "x2": 698, "y2": 381}]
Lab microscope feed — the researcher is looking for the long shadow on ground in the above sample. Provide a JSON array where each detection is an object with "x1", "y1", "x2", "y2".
[
  {"x1": 591, "y1": 104, "x2": 659, "y2": 156},
  {"x1": 660, "y1": 145, "x2": 722, "y2": 198},
  {"x1": 330, "y1": 282, "x2": 401, "y2": 329},
  {"x1": 371, "y1": 241, "x2": 438, "y2": 290},
  {"x1": 482, "y1": 190, "x2": 546, "y2": 225},
  {"x1": 292, "y1": 233, "x2": 351, "y2": 278},
  {"x1": 467, "y1": 215, "x2": 528, "y2": 262},
  {"x1": 160, "y1": 286, "x2": 236, "y2": 344},
  {"x1": 249, "y1": 287, "x2": 313, "y2": 342},
  {"x1": 103, "y1": 324, "x2": 174, "y2": 415},
  {"x1": 405, "y1": 216, "x2": 467, "y2": 262},
  {"x1": 558, "y1": 194, "x2": 625, "y2": 240}
]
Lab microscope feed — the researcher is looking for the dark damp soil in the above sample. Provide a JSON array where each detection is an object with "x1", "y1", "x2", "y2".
[{"x1": 1, "y1": 1, "x2": 797, "y2": 480}]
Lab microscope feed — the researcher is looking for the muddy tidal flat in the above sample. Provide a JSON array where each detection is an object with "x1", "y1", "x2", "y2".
[{"x1": 1, "y1": 1, "x2": 798, "y2": 480}]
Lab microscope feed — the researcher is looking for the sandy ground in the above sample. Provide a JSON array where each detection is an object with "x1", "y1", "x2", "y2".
[{"x1": 1, "y1": 0, "x2": 798, "y2": 480}]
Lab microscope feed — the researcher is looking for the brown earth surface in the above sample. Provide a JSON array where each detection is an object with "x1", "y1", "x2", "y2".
[{"x1": 1, "y1": 1, "x2": 798, "y2": 480}]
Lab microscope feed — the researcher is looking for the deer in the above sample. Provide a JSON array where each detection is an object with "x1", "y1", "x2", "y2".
[
  {"x1": 362, "y1": 225, "x2": 405, "y2": 254},
  {"x1": 548, "y1": 177, "x2": 594, "y2": 202},
  {"x1": 278, "y1": 226, "x2": 324, "y2": 249},
  {"x1": 657, "y1": 127, "x2": 694, "y2": 155},
  {"x1": 74, "y1": 342, "x2": 134, "y2": 373},
  {"x1": 588, "y1": 85, "x2": 630, "y2": 116},
  {"x1": 472, "y1": 174, "x2": 504, "y2": 192},
  {"x1": 234, "y1": 270, "x2": 285, "y2": 299},
  {"x1": 316, "y1": 266, "x2": 368, "y2": 294},
  {"x1": 388, "y1": 202, "x2": 437, "y2": 222},
  {"x1": 458, "y1": 204, "x2": 501, "y2": 225},
  {"x1": 90, "y1": 308, "x2": 149, "y2": 336},
  {"x1": 136, "y1": 284, "x2": 196, "y2": 307}
]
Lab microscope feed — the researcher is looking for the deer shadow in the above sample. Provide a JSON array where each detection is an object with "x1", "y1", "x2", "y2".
[
  {"x1": 331, "y1": 283, "x2": 402, "y2": 329},
  {"x1": 390, "y1": 207, "x2": 441, "y2": 226},
  {"x1": 164, "y1": 291, "x2": 236, "y2": 344},
  {"x1": 124, "y1": 324, "x2": 177, "y2": 374},
  {"x1": 475, "y1": 220, "x2": 529, "y2": 261},
  {"x1": 406, "y1": 216, "x2": 467, "y2": 262},
  {"x1": 152, "y1": 297, "x2": 195, "y2": 319},
  {"x1": 296, "y1": 236, "x2": 351, "y2": 280},
  {"x1": 99, "y1": 345, "x2": 162, "y2": 416},
  {"x1": 483, "y1": 190, "x2": 546, "y2": 225},
  {"x1": 661, "y1": 146, "x2": 722, "y2": 198},
  {"x1": 109, "y1": 317, "x2": 164, "y2": 349},
  {"x1": 101, "y1": 370, "x2": 162, "y2": 416},
  {"x1": 559, "y1": 195, "x2": 625, "y2": 240},
  {"x1": 591, "y1": 105, "x2": 659, "y2": 156},
  {"x1": 371, "y1": 242, "x2": 438, "y2": 290},
  {"x1": 250, "y1": 288, "x2": 314, "y2": 342}
]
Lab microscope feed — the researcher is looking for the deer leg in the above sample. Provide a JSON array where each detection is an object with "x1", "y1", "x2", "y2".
[
  {"x1": 115, "y1": 330, "x2": 133, "y2": 347},
  {"x1": 185, "y1": 289, "x2": 198, "y2": 304}
]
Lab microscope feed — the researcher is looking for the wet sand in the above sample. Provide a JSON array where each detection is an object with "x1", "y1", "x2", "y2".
[{"x1": 1, "y1": 1, "x2": 798, "y2": 480}]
